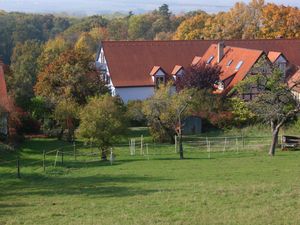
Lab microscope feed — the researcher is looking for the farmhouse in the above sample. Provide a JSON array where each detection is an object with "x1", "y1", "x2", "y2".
[
  {"x1": 0, "y1": 60, "x2": 10, "y2": 136},
  {"x1": 96, "y1": 39, "x2": 300, "y2": 103}
]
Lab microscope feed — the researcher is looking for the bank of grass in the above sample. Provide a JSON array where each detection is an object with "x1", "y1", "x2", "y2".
[{"x1": 1, "y1": 127, "x2": 300, "y2": 225}]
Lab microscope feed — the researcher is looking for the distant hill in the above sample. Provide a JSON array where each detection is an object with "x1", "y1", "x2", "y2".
[{"x1": 3, "y1": 0, "x2": 300, "y2": 15}]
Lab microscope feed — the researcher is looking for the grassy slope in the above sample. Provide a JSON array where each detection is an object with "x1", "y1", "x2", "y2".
[{"x1": 1, "y1": 127, "x2": 300, "y2": 224}]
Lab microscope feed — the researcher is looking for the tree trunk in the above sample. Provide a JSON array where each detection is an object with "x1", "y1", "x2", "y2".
[
  {"x1": 269, "y1": 128, "x2": 279, "y2": 156},
  {"x1": 57, "y1": 128, "x2": 64, "y2": 140},
  {"x1": 101, "y1": 148, "x2": 107, "y2": 161}
]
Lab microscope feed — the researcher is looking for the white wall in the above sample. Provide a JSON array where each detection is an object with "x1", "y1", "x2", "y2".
[{"x1": 115, "y1": 87, "x2": 155, "y2": 103}]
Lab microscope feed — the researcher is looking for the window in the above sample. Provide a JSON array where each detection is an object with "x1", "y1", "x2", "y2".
[
  {"x1": 227, "y1": 60, "x2": 233, "y2": 66},
  {"x1": 155, "y1": 76, "x2": 165, "y2": 88},
  {"x1": 235, "y1": 61, "x2": 244, "y2": 70},
  {"x1": 207, "y1": 56, "x2": 214, "y2": 64}
]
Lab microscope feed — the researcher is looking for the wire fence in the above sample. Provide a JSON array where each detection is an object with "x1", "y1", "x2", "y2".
[{"x1": 0, "y1": 135, "x2": 277, "y2": 179}]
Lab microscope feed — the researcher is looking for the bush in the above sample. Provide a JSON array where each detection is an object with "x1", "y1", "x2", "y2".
[{"x1": 126, "y1": 100, "x2": 147, "y2": 126}]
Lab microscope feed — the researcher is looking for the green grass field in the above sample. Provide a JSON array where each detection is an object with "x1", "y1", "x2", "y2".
[{"x1": 1, "y1": 128, "x2": 300, "y2": 225}]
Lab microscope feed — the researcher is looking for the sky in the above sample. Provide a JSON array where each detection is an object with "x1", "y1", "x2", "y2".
[{"x1": 0, "y1": 0, "x2": 299, "y2": 15}]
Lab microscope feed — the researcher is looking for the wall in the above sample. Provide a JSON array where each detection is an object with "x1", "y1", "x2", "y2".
[{"x1": 115, "y1": 87, "x2": 155, "y2": 103}]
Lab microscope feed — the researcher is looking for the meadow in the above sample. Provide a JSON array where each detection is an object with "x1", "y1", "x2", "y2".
[{"x1": 1, "y1": 127, "x2": 300, "y2": 225}]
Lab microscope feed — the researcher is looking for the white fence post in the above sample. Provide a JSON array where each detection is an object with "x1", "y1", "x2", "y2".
[
  {"x1": 140, "y1": 135, "x2": 144, "y2": 155},
  {"x1": 175, "y1": 135, "x2": 177, "y2": 153}
]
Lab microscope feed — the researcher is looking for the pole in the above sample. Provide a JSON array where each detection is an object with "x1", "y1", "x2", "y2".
[
  {"x1": 223, "y1": 137, "x2": 227, "y2": 154},
  {"x1": 17, "y1": 157, "x2": 20, "y2": 178},
  {"x1": 175, "y1": 135, "x2": 177, "y2": 153},
  {"x1": 73, "y1": 142, "x2": 76, "y2": 161},
  {"x1": 43, "y1": 150, "x2": 46, "y2": 172},
  {"x1": 208, "y1": 141, "x2": 211, "y2": 159},
  {"x1": 61, "y1": 149, "x2": 64, "y2": 165},
  {"x1": 141, "y1": 135, "x2": 143, "y2": 155},
  {"x1": 236, "y1": 138, "x2": 239, "y2": 153},
  {"x1": 146, "y1": 144, "x2": 149, "y2": 160}
]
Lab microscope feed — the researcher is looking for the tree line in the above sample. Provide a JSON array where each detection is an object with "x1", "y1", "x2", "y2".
[{"x1": 1, "y1": 0, "x2": 299, "y2": 64}]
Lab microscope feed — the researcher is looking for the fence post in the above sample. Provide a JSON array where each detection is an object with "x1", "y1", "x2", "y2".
[
  {"x1": 61, "y1": 149, "x2": 64, "y2": 165},
  {"x1": 43, "y1": 150, "x2": 46, "y2": 172},
  {"x1": 17, "y1": 157, "x2": 21, "y2": 178},
  {"x1": 223, "y1": 137, "x2": 227, "y2": 154},
  {"x1": 175, "y1": 135, "x2": 177, "y2": 153},
  {"x1": 140, "y1": 135, "x2": 144, "y2": 155},
  {"x1": 146, "y1": 144, "x2": 149, "y2": 160},
  {"x1": 73, "y1": 142, "x2": 77, "y2": 161},
  {"x1": 208, "y1": 141, "x2": 211, "y2": 159},
  {"x1": 236, "y1": 138, "x2": 239, "y2": 153},
  {"x1": 54, "y1": 150, "x2": 59, "y2": 167},
  {"x1": 242, "y1": 135, "x2": 245, "y2": 150}
]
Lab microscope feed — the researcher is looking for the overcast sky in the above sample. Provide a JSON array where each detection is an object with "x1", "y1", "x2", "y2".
[{"x1": 0, "y1": 0, "x2": 299, "y2": 15}]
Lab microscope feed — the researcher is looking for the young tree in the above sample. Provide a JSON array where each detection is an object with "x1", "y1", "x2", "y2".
[
  {"x1": 77, "y1": 95, "x2": 128, "y2": 160},
  {"x1": 143, "y1": 83, "x2": 193, "y2": 159},
  {"x1": 237, "y1": 68, "x2": 300, "y2": 156},
  {"x1": 54, "y1": 99, "x2": 79, "y2": 141}
]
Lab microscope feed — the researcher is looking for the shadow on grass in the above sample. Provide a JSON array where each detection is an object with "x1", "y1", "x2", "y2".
[{"x1": 0, "y1": 172, "x2": 168, "y2": 200}]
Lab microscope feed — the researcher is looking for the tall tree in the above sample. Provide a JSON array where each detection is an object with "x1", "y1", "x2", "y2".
[
  {"x1": 35, "y1": 49, "x2": 109, "y2": 105},
  {"x1": 260, "y1": 3, "x2": 300, "y2": 38},
  {"x1": 10, "y1": 40, "x2": 42, "y2": 109}
]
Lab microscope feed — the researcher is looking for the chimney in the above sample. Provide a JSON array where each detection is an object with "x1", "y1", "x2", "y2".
[{"x1": 217, "y1": 42, "x2": 225, "y2": 63}]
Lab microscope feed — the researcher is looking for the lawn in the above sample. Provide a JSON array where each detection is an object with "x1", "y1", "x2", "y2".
[{"x1": 1, "y1": 128, "x2": 300, "y2": 225}]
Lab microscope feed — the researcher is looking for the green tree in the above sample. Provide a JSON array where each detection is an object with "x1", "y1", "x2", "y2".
[
  {"x1": 143, "y1": 83, "x2": 192, "y2": 143},
  {"x1": 237, "y1": 68, "x2": 300, "y2": 156},
  {"x1": 54, "y1": 99, "x2": 79, "y2": 141},
  {"x1": 77, "y1": 95, "x2": 128, "y2": 160},
  {"x1": 10, "y1": 40, "x2": 42, "y2": 109}
]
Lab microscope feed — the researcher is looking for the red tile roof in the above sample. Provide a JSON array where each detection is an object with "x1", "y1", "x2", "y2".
[
  {"x1": 0, "y1": 62, "x2": 10, "y2": 112},
  {"x1": 201, "y1": 44, "x2": 264, "y2": 93},
  {"x1": 101, "y1": 39, "x2": 300, "y2": 88},
  {"x1": 288, "y1": 69, "x2": 300, "y2": 93},
  {"x1": 192, "y1": 56, "x2": 202, "y2": 65},
  {"x1": 268, "y1": 51, "x2": 283, "y2": 63},
  {"x1": 149, "y1": 66, "x2": 162, "y2": 76},
  {"x1": 171, "y1": 65, "x2": 183, "y2": 75}
]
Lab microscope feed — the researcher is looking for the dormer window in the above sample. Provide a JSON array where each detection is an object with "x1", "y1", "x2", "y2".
[
  {"x1": 235, "y1": 61, "x2": 243, "y2": 71},
  {"x1": 171, "y1": 65, "x2": 184, "y2": 81},
  {"x1": 150, "y1": 66, "x2": 166, "y2": 88},
  {"x1": 207, "y1": 55, "x2": 214, "y2": 64},
  {"x1": 227, "y1": 60, "x2": 233, "y2": 66}
]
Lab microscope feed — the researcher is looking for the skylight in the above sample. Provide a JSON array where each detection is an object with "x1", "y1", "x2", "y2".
[
  {"x1": 235, "y1": 61, "x2": 244, "y2": 70},
  {"x1": 207, "y1": 56, "x2": 214, "y2": 64},
  {"x1": 227, "y1": 60, "x2": 233, "y2": 66}
]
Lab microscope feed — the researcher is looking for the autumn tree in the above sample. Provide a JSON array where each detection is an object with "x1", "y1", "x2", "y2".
[
  {"x1": 35, "y1": 49, "x2": 109, "y2": 105},
  {"x1": 38, "y1": 36, "x2": 70, "y2": 71},
  {"x1": 237, "y1": 68, "x2": 300, "y2": 156},
  {"x1": 260, "y1": 3, "x2": 300, "y2": 38},
  {"x1": 173, "y1": 12, "x2": 210, "y2": 40},
  {"x1": 77, "y1": 95, "x2": 128, "y2": 160},
  {"x1": 175, "y1": 61, "x2": 221, "y2": 91}
]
